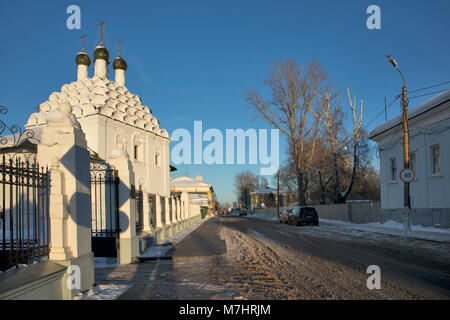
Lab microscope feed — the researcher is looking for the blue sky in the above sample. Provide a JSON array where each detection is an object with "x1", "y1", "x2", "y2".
[{"x1": 0, "y1": 0, "x2": 449, "y2": 203}]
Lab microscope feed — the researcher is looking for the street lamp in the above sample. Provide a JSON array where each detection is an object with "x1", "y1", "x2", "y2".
[{"x1": 387, "y1": 55, "x2": 411, "y2": 234}]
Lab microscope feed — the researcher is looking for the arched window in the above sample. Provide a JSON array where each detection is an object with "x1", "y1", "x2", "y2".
[
  {"x1": 154, "y1": 148, "x2": 160, "y2": 167},
  {"x1": 133, "y1": 133, "x2": 144, "y2": 162}
]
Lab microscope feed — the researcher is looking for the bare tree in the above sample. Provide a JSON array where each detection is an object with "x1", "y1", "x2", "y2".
[
  {"x1": 245, "y1": 59, "x2": 326, "y2": 205},
  {"x1": 319, "y1": 87, "x2": 363, "y2": 203},
  {"x1": 234, "y1": 170, "x2": 259, "y2": 208}
]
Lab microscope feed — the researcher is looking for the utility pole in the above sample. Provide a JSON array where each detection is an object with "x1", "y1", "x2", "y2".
[{"x1": 387, "y1": 55, "x2": 411, "y2": 234}]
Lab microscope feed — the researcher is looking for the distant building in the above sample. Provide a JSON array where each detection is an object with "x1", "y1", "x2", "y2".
[
  {"x1": 250, "y1": 184, "x2": 284, "y2": 209},
  {"x1": 170, "y1": 175, "x2": 215, "y2": 214},
  {"x1": 369, "y1": 90, "x2": 450, "y2": 227}
]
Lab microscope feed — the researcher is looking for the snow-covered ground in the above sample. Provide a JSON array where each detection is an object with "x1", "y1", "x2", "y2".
[
  {"x1": 0, "y1": 263, "x2": 28, "y2": 275},
  {"x1": 73, "y1": 284, "x2": 130, "y2": 300},
  {"x1": 82, "y1": 218, "x2": 212, "y2": 300},
  {"x1": 320, "y1": 219, "x2": 450, "y2": 243},
  {"x1": 140, "y1": 215, "x2": 212, "y2": 258},
  {"x1": 246, "y1": 213, "x2": 279, "y2": 222},
  {"x1": 93, "y1": 216, "x2": 213, "y2": 265},
  {"x1": 248, "y1": 214, "x2": 450, "y2": 243}
]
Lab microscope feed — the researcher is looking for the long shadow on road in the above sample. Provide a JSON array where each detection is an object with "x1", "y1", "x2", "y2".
[{"x1": 222, "y1": 216, "x2": 450, "y2": 298}]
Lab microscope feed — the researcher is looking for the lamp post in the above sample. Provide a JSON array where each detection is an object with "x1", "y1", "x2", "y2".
[{"x1": 387, "y1": 55, "x2": 411, "y2": 234}]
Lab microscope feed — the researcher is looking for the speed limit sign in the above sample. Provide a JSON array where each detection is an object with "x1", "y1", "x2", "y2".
[{"x1": 400, "y1": 168, "x2": 415, "y2": 183}]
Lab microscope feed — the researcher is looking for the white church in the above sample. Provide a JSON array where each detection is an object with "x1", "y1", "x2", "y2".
[{"x1": 22, "y1": 26, "x2": 205, "y2": 264}]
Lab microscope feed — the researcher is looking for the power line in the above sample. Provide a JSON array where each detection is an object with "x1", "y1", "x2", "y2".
[
  {"x1": 408, "y1": 80, "x2": 450, "y2": 94},
  {"x1": 365, "y1": 95, "x2": 400, "y2": 129},
  {"x1": 365, "y1": 86, "x2": 450, "y2": 130},
  {"x1": 408, "y1": 88, "x2": 449, "y2": 99}
]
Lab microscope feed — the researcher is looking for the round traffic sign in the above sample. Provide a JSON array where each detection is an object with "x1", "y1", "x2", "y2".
[{"x1": 400, "y1": 168, "x2": 415, "y2": 183}]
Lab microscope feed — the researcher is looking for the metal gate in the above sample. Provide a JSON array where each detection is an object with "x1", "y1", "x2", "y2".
[{"x1": 90, "y1": 162, "x2": 120, "y2": 258}]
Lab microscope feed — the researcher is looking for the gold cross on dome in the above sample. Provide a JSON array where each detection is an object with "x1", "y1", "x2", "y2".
[
  {"x1": 80, "y1": 35, "x2": 87, "y2": 52},
  {"x1": 117, "y1": 40, "x2": 123, "y2": 57},
  {"x1": 98, "y1": 20, "x2": 107, "y2": 46}
]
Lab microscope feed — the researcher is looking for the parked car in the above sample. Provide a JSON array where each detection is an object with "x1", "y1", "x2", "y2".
[
  {"x1": 288, "y1": 207, "x2": 319, "y2": 226},
  {"x1": 239, "y1": 209, "x2": 248, "y2": 216},
  {"x1": 279, "y1": 207, "x2": 295, "y2": 223}
]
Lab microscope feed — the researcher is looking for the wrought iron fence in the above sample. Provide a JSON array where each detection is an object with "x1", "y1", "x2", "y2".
[
  {"x1": 148, "y1": 194, "x2": 156, "y2": 227},
  {"x1": 0, "y1": 105, "x2": 48, "y2": 272},
  {"x1": 168, "y1": 198, "x2": 173, "y2": 222},
  {"x1": 135, "y1": 187, "x2": 143, "y2": 229},
  {"x1": 0, "y1": 155, "x2": 50, "y2": 271},
  {"x1": 160, "y1": 196, "x2": 166, "y2": 225}
]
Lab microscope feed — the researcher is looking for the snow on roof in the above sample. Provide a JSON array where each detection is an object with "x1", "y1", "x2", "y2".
[
  {"x1": 252, "y1": 187, "x2": 277, "y2": 194},
  {"x1": 25, "y1": 76, "x2": 169, "y2": 138},
  {"x1": 170, "y1": 175, "x2": 212, "y2": 188},
  {"x1": 369, "y1": 89, "x2": 450, "y2": 139}
]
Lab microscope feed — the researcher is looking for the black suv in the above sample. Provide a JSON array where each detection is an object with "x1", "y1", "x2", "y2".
[{"x1": 288, "y1": 207, "x2": 319, "y2": 226}]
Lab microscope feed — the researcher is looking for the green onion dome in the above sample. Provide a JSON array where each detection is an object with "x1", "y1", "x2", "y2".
[
  {"x1": 93, "y1": 46, "x2": 109, "y2": 61},
  {"x1": 113, "y1": 56, "x2": 127, "y2": 71},
  {"x1": 76, "y1": 52, "x2": 91, "y2": 66}
]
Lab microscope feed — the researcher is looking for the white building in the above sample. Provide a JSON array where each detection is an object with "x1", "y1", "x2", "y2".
[
  {"x1": 25, "y1": 44, "x2": 171, "y2": 200},
  {"x1": 170, "y1": 175, "x2": 215, "y2": 215},
  {"x1": 369, "y1": 90, "x2": 450, "y2": 228},
  {"x1": 22, "y1": 34, "x2": 203, "y2": 261}
]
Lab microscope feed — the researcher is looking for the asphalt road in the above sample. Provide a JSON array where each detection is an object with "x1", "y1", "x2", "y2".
[
  {"x1": 221, "y1": 215, "x2": 450, "y2": 299},
  {"x1": 97, "y1": 215, "x2": 450, "y2": 299}
]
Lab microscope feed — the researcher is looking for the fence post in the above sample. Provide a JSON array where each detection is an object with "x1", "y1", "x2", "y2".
[
  {"x1": 108, "y1": 156, "x2": 138, "y2": 264},
  {"x1": 47, "y1": 163, "x2": 70, "y2": 260},
  {"x1": 37, "y1": 102, "x2": 94, "y2": 299},
  {"x1": 142, "y1": 191, "x2": 151, "y2": 232}
]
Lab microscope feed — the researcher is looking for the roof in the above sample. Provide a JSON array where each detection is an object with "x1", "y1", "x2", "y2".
[
  {"x1": 24, "y1": 76, "x2": 169, "y2": 138},
  {"x1": 170, "y1": 175, "x2": 212, "y2": 188},
  {"x1": 252, "y1": 187, "x2": 277, "y2": 194},
  {"x1": 369, "y1": 89, "x2": 450, "y2": 140}
]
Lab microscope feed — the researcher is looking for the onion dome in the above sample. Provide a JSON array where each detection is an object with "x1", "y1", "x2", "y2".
[
  {"x1": 113, "y1": 56, "x2": 127, "y2": 70},
  {"x1": 94, "y1": 46, "x2": 109, "y2": 61},
  {"x1": 76, "y1": 51, "x2": 91, "y2": 66}
]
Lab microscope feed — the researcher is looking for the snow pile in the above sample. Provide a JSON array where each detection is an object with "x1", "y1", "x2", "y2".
[
  {"x1": 321, "y1": 219, "x2": 450, "y2": 234},
  {"x1": 320, "y1": 219, "x2": 450, "y2": 242},
  {"x1": 73, "y1": 284, "x2": 130, "y2": 300},
  {"x1": 366, "y1": 220, "x2": 450, "y2": 234},
  {"x1": 247, "y1": 214, "x2": 279, "y2": 222},
  {"x1": 0, "y1": 264, "x2": 27, "y2": 275}
]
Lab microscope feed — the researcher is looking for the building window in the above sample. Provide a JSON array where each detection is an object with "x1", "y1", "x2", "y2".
[
  {"x1": 155, "y1": 151, "x2": 160, "y2": 166},
  {"x1": 390, "y1": 157, "x2": 397, "y2": 181},
  {"x1": 409, "y1": 152, "x2": 416, "y2": 173},
  {"x1": 431, "y1": 145, "x2": 440, "y2": 174},
  {"x1": 134, "y1": 145, "x2": 139, "y2": 160},
  {"x1": 133, "y1": 133, "x2": 144, "y2": 162}
]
